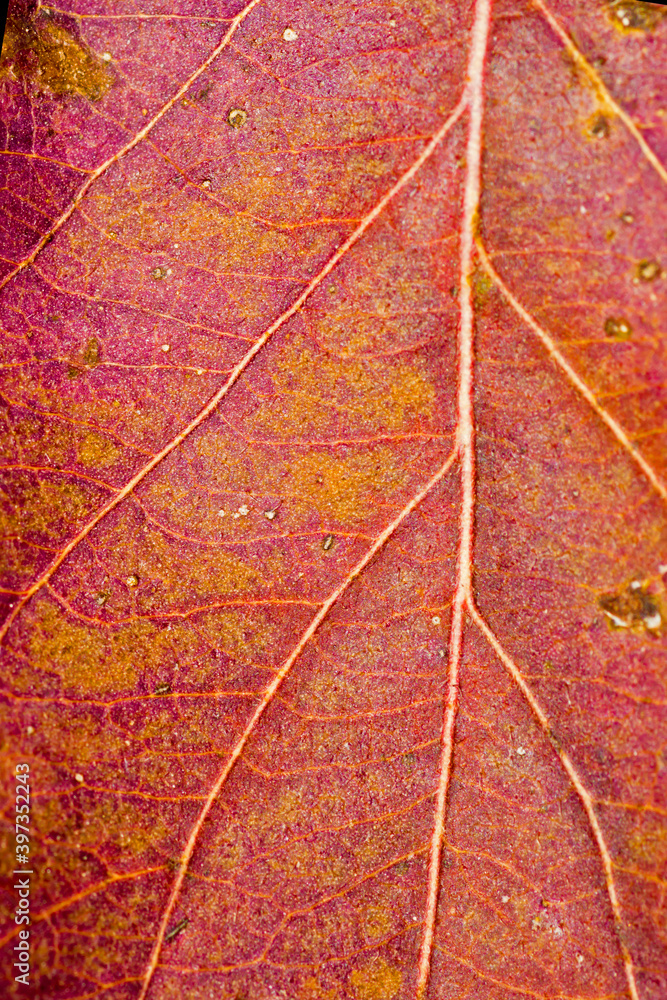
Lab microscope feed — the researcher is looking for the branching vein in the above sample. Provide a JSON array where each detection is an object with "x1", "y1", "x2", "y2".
[{"x1": 469, "y1": 601, "x2": 640, "y2": 1000}]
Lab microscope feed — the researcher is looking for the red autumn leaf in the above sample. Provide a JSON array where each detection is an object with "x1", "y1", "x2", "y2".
[{"x1": 1, "y1": 0, "x2": 666, "y2": 997}]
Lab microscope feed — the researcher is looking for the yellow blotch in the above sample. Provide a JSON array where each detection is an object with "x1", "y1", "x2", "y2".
[
  {"x1": 286, "y1": 449, "x2": 405, "y2": 524},
  {"x1": 196, "y1": 608, "x2": 256, "y2": 655},
  {"x1": 58, "y1": 934, "x2": 128, "y2": 980},
  {"x1": 77, "y1": 429, "x2": 121, "y2": 469},
  {"x1": 106, "y1": 522, "x2": 261, "y2": 608},
  {"x1": 309, "y1": 791, "x2": 349, "y2": 829},
  {"x1": 350, "y1": 958, "x2": 402, "y2": 1000},
  {"x1": 0, "y1": 538, "x2": 43, "y2": 585},
  {"x1": 137, "y1": 757, "x2": 182, "y2": 794},
  {"x1": 279, "y1": 839, "x2": 349, "y2": 884},
  {"x1": 306, "y1": 668, "x2": 361, "y2": 714},
  {"x1": 138, "y1": 700, "x2": 226, "y2": 753},
  {"x1": 195, "y1": 435, "x2": 406, "y2": 529},
  {"x1": 297, "y1": 977, "x2": 339, "y2": 1000},
  {"x1": 211, "y1": 821, "x2": 246, "y2": 874},
  {"x1": 173, "y1": 204, "x2": 292, "y2": 273},
  {"x1": 214, "y1": 159, "x2": 293, "y2": 214},
  {"x1": 472, "y1": 266, "x2": 494, "y2": 308},
  {"x1": 38, "y1": 793, "x2": 165, "y2": 858},
  {"x1": 27, "y1": 603, "x2": 136, "y2": 694},
  {"x1": 361, "y1": 904, "x2": 393, "y2": 941},
  {"x1": 627, "y1": 824, "x2": 667, "y2": 868},
  {"x1": 21, "y1": 609, "x2": 192, "y2": 697},
  {"x1": 281, "y1": 101, "x2": 379, "y2": 148},
  {"x1": 92, "y1": 186, "x2": 292, "y2": 272},
  {"x1": 108, "y1": 619, "x2": 192, "y2": 678},
  {"x1": 0, "y1": 477, "x2": 93, "y2": 538},
  {"x1": 303, "y1": 147, "x2": 394, "y2": 216},
  {"x1": 392, "y1": 0, "x2": 443, "y2": 27},
  {"x1": 255, "y1": 336, "x2": 435, "y2": 437},
  {"x1": 165, "y1": 545, "x2": 260, "y2": 604},
  {"x1": 355, "y1": 824, "x2": 399, "y2": 869},
  {"x1": 350, "y1": 153, "x2": 392, "y2": 180},
  {"x1": 251, "y1": 786, "x2": 304, "y2": 832},
  {"x1": 196, "y1": 607, "x2": 275, "y2": 664},
  {"x1": 213, "y1": 214, "x2": 293, "y2": 272},
  {"x1": 6, "y1": 366, "x2": 124, "y2": 429},
  {"x1": 139, "y1": 708, "x2": 177, "y2": 740},
  {"x1": 11, "y1": 413, "x2": 120, "y2": 471},
  {"x1": 61, "y1": 876, "x2": 166, "y2": 939},
  {"x1": 311, "y1": 244, "x2": 440, "y2": 357},
  {"x1": 309, "y1": 307, "x2": 391, "y2": 358},
  {"x1": 288, "y1": 905, "x2": 357, "y2": 958},
  {"x1": 40, "y1": 706, "x2": 124, "y2": 763},
  {"x1": 157, "y1": 982, "x2": 240, "y2": 1000},
  {"x1": 246, "y1": 787, "x2": 349, "y2": 856},
  {"x1": 87, "y1": 796, "x2": 166, "y2": 853},
  {"x1": 1, "y1": 12, "x2": 112, "y2": 101}
]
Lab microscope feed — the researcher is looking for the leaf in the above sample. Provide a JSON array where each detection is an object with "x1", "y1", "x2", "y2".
[{"x1": 1, "y1": 1, "x2": 665, "y2": 998}]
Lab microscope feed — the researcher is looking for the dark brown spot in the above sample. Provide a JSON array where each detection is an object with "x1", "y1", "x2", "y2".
[
  {"x1": 604, "y1": 316, "x2": 632, "y2": 339},
  {"x1": 83, "y1": 337, "x2": 100, "y2": 366},
  {"x1": 590, "y1": 115, "x2": 609, "y2": 138},
  {"x1": 165, "y1": 917, "x2": 188, "y2": 942},
  {"x1": 1, "y1": 8, "x2": 112, "y2": 101},
  {"x1": 599, "y1": 579, "x2": 663, "y2": 634},
  {"x1": 227, "y1": 108, "x2": 247, "y2": 129},
  {"x1": 637, "y1": 259, "x2": 661, "y2": 282},
  {"x1": 548, "y1": 731, "x2": 562, "y2": 752},
  {"x1": 608, "y1": 0, "x2": 666, "y2": 32},
  {"x1": 196, "y1": 82, "x2": 214, "y2": 102}
]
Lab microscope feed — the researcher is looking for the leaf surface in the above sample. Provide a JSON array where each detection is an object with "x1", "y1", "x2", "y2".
[{"x1": 1, "y1": 1, "x2": 666, "y2": 999}]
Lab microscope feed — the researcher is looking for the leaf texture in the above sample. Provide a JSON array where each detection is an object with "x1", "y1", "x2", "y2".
[{"x1": 1, "y1": 1, "x2": 666, "y2": 998}]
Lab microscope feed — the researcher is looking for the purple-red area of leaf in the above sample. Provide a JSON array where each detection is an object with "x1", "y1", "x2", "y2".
[{"x1": 0, "y1": 1, "x2": 666, "y2": 999}]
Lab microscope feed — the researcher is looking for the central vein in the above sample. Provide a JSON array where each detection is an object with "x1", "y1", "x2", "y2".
[{"x1": 415, "y1": 0, "x2": 493, "y2": 995}]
